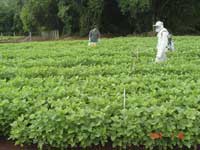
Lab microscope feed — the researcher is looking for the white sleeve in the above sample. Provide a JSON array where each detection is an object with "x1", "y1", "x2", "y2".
[{"x1": 157, "y1": 32, "x2": 168, "y2": 58}]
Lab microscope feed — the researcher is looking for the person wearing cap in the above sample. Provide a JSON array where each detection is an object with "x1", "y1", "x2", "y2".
[
  {"x1": 88, "y1": 26, "x2": 101, "y2": 46},
  {"x1": 153, "y1": 21, "x2": 169, "y2": 63}
]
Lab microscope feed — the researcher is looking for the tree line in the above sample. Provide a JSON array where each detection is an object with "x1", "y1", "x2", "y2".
[{"x1": 0, "y1": 0, "x2": 200, "y2": 36}]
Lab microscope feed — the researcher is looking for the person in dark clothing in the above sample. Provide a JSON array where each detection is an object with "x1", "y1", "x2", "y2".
[{"x1": 88, "y1": 26, "x2": 101, "y2": 46}]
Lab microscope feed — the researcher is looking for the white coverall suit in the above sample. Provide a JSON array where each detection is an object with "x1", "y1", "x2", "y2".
[{"x1": 154, "y1": 21, "x2": 169, "y2": 63}]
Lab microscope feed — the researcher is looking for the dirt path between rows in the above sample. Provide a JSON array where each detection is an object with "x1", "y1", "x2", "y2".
[
  {"x1": 1, "y1": 138, "x2": 200, "y2": 150},
  {"x1": 0, "y1": 138, "x2": 37, "y2": 150}
]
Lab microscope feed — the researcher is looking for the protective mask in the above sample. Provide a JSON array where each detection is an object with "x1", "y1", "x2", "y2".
[{"x1": 155, "y1": 26, "x2": 162, "y2": 33}]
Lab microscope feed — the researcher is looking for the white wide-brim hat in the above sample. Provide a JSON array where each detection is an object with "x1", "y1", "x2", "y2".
[{"x1": 153, "y1": 21, "x2": 164, "y2": 27}]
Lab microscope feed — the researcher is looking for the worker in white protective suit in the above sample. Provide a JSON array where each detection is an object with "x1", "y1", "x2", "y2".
[{"x1": 153, "y1": 21, "x2": 169, "y2": 63}]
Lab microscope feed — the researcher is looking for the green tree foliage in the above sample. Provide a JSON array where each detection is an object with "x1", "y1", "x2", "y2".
[
  {"x1": 0, "y1": 0, "x2": 200, "y2": 35},
  {"x1": 0, "y1": 0, "x2": 16, "y2": 33},
  {"x1": 20, "y1": 0, "x2": 61, "y2": 32},
  {"x1": 79, "y1": 0, "x2": 104, "y2": 35},
  {"x1": 119, "y1": 0, "x2": 151, "y2": 17},
  {"x1": 118, "y1": 0, "x2": 200, "y2": 34},
  {"x1": 157, "y1": 0, "x2": 200, "y2": 34},
  {"x1": 57, "y1": 0, "x2": 104, "y2": 35},
  {"x1": 118, "y1": 0, "x2": 152, "y2": 33},
  {"x1": 57, "y1": 0, "x2": 81, "y2": 35}
]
